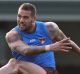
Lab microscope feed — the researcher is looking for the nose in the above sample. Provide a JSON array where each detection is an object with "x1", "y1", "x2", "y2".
[{"x1": 20, "y1": 17, "x2": 24, "y2": 22}]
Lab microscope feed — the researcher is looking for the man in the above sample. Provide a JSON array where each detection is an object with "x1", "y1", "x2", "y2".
[{"x1": 0, "y1": 3, "x2": 80, "y2": 74}]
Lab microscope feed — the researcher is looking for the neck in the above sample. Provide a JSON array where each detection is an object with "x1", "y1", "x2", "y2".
[{"x1": 26, "y1": 23, "x2": 36, "y2": 34}]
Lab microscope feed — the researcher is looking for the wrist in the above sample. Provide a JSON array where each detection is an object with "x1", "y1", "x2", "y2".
[{"x1": 45, "y1": 45, "x2": 51, "y2": 51}]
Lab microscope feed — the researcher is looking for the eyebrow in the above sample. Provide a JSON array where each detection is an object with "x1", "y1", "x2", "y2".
[{"x1": 17, "y1": 14, "x2": 29, "y2": 18}]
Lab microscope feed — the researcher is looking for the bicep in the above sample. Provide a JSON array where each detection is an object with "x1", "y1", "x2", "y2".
[
  {"x1": 46, "y1": 22, "x2": 67, "y2": 41},
  {"x1": 54, "y1": 28, "x2": 67, "y2": 41}
]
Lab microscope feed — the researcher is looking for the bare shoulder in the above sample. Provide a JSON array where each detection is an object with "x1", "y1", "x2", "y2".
[
  {"x1": 5, "y1": 29, "x2": 20, "y2": 43},
  {"x1": 45, "y1": 22, "x2": 59, "y2": 30},
  {"x1": 6, "y1": 30, "x2": 18, "y2": 39},
  {"x1": 44, "y1": 22, "x2": 59, "y2": 34},
  {"x1": 44, "y1": 22, "x2": 66, "y2": 41}
]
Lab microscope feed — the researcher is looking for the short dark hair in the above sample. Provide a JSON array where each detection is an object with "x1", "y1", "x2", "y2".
[{"x1": 19, "y1": 3, "x2": 37, "y2": 16}]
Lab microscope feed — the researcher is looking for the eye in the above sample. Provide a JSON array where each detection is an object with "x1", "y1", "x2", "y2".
[
  {"x1": 17, "y1": 14, "x2": 22, "y2": 18},
  {"x1": 23, "y1": 16, "x2": 29, "y2": 19},
  {"x1": 17, "y1": 14, "x2": 29, "y2": 19}
]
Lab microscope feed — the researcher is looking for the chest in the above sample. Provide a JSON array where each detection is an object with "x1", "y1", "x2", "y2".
[{"x1": 21, "y1": 30, "x2": 52, "y2": 46}]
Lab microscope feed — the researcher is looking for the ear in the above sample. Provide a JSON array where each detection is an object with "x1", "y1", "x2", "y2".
[
  {"x1": 34, "y1": 15, "x2": 36, "y2": 20},
  {"x1": 32, "y1": 15, "x2": 36, "y2": 22}
]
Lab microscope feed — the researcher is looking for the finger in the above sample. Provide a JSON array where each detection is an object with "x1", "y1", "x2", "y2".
[
  {"x1": 61, "y1": 43, "x2": 71, "y2": 46},
  {"x1": 60, "y1": 46, "x2": 72, "y2": 49},
  {"x1": 59, "y1": 38, "x2": 70, "y2": 43},
  {"x1": 60, "y1": 49, "x2": 69, "y2": 52}
]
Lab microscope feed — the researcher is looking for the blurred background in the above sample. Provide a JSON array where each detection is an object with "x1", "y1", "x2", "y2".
[{"x1": 0, "y1": 0, "x2": 80, "y2": 74}]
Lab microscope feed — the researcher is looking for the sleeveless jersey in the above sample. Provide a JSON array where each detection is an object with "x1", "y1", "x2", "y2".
[{"x1": 12, "y1": 21, "x2": 56, "y2": 68}]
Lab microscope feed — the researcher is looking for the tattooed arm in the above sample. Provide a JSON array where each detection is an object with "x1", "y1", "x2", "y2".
[
  {"x1": 45, "y1": 22, "x2": 80, "y2": 54},
  {"x1": 5, "y1": 31, "x2": 47, "y2": 55},
  {"x1": 5, "y1": 29, "x2": 72, "y2": 56}
]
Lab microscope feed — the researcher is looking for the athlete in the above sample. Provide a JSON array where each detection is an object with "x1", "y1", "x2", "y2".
[{"x1": 0, "y1": 3, "x2": 80, "y2": 74}]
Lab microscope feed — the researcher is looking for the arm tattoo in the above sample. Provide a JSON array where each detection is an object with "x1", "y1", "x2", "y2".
[
  {"x1": 8, "y1": 34, "x2": 20, "y2": 43},
  {"x1": 54, "y1": 29, "x2": 67, "y2": 40},
  {"x1": 24, "y1": 46, "x2": 46, "y2": 55},
  {"x1": 47, "y1": 25, "x2": 66, "y2": 41},
  {"x1": 12, "y1": 45, "x2": 46, "y2": 55}
]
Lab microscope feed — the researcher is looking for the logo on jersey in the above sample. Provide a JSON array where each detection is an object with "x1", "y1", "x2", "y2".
[
  {"x1": 39, "y1": 38, "x2": 46, "y2": 44},
  {"x1": 30, "y1": 39, "x2": 36, "y2": 43}
]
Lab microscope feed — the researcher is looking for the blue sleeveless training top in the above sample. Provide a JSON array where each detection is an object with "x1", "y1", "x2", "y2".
[{"x1": 12, "y1": 21, "x2": 56, "y2": 68}]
